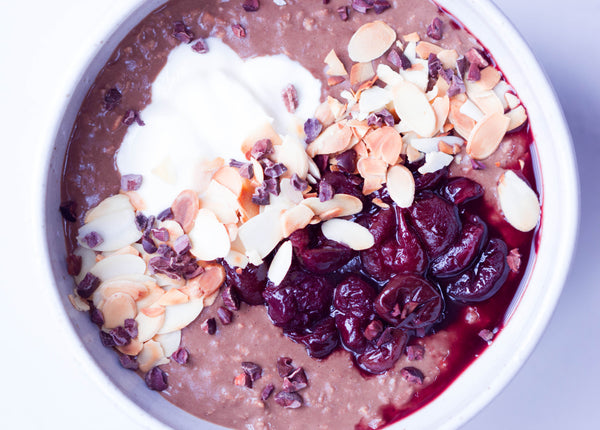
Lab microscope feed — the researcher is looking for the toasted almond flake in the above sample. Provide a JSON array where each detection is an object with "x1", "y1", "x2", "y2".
[
  {"x1": 122, "y1": 190, "x2": 146, "y2": 212},
  {"x1": 358, "y1": 87, "x2": 393, "y2": 116},
  {"x1": 78, "y1": 208, "x2": 142, "y2": 252},
  {"x1": 492, "y1": 80, "x2": 511, "y2": 110},
  {"x1": 154, "y1": 331, "x2": 181, "y2": 358},
  {"x1": 89, "y1": 254, "x2": 146, "y2": 282},
  {"x1": 386, "y1": 164, "x2": 415, "y2": 208},
  {"x1": 438, "y1": 141, "x2": 456, "y2": 155},
  {"x1": 357, "y1": 157, "x2": 388, "y2": 180},
  {"x1": 350, "y1": 62, "x2": 375, "y2": 86},
  {"x1": 321, "y1": 219, "x2": 374, "y2": 251},
  {"x1": 415, "y1": 41, "x2": 443, "y2": 60},
  {"x1": 408, "y1": 135, "x2": 464, "y2": 153},
  {"x1": 241, "y1": 122, "x2": 282, "y2": 157},
  {"x1": 238, "y1": 208, "x2": 285, "y2": 259},
  {"x1": 198, "y1": 180, "x2": 240, "y2": 225},
  {"x1": 328, "y1": 76, "x2": 345, "y2": 86},
  {"x1": 224, "y1": 249, "x2": 249, "y2": 269},
  {"x1": 348, "y1": 21, "x2": 396, "y2": 63},
  {"x1": 478, "y1": 66, "x2": 502, "y2": 90},
  {"x1": 418, "y1": 151, "x2": 454, "y2": 174},
  {"x1": 467, "y1": 112, "x2": 510, "y2": 160},
  {"x1": 348, "y1": 119, "x2": 371, "y2": 140},
  {"x1": 459, "y1": 98, "x2": 485, "y2": 122},
  {"x1": 306, "y1": 122, "x2": 353, "y2": 157},
  {"x1": 189, "y1": 208, "x2": 231, "y2": 261},
  {"x1": 505, "y1": 92, "x2": 521, "y2": 110},
  {"x1": 192, "y1": 157, "x2": 224, "y2": 195},
  {"x1": 141, "y1": 306, "x2": 165, "y2": 318},
  {"x1": 356, "y1": 75, "x2": 379, "y2": 95},
  {"x1": 362, "y1": 174, "x2": 385, "y2": 195},
  {"x1": 403, "y1": 32, "x2": 420, "y2": 43},
  {"x1": 136, "y1": 287, "x2": 165, "y2": 312},
  {"x1": 213, "y1": 166, "x2": 244, "y2": 197},
  {"x1": 498, "y1": 170, "x2": 540, "y2": 232},
  {"x1": 182, "y1": 263, "x2": 225, "y2": 298},
  {"x1": 85, "y1": 194, "x2": 133, "y2": 224},
  {"x1": 432, "y1": 95, "x2": 450, "y2": 133},
  {"x1": 324, "y1": 49, "x2": 348, "y2": 76},
  {"x1": 272, "y1": 135, "x2": 310, "y2": 179},
  {"x1": 93, "y1": 278, "x2": 149, "y2": 308},
  {"x1": 448, "y1": 97, "x2": 476, "y2": 139},
  {"x1": 372, "y1": 198, "x2": 390, "y2": 209},
  {"x1": 392, "y1": 81, "x2": 436, "y2": 137},
  {"x1": 106, "y1": 245, "x2": 140, "y2": 257},
  {"x1": 101, "y1": 292, "x2": 137, "y2": 329},
  {"x1": 159, "y1": 220, "x2": 184, "y2": 245},
  {"x1": 437, "y1": 49, "x2": 458, "y2": 69},
  {"x1": 471, "y1": 91, "x2": 504, "y2": 116},
  {"x1": 281, "y1": 204, "x2": 314, "y2": 238},
  {"x1": 116, "y1": 338, "x2": 143, "y2": 356},
  {"x1": 158, "y1": 298, "x2": 204, "y2": 335},
  {"x1": 326, "y1": 96, "x2": 347, "y2": 121},
  {"x1": 138, "y1": 340, "x2": 168, "y2": 373},
  {"x1": 364, "y1": 127, "x2": 403, "y2": 165},
  {"x1": 302, "y1": 194, "x2": 363, "y2": 218},
  {"x1": 376, "y1": 64, "x2": 403, "y2": 87},
  {"x1": 435, "y1": 76, "x2": 450, "y2": 97},
  {"x1": 406, "y1": 143, "x2": 424, "y2": 163},
  {"x1": 506, "y1": 105, "x2": 527, "y2": 131},
  {"x1": 320, "y1": 207, "x2": 345, "y2": 220},
  {"x1": 73, "y1": 246, "x2": 96, "y2": 284},
  {"x1": 155, "y1": 288, "x2": 189, "y2": 307},
  {"x1": 171, "y1": 189, "x2": 199, "y2": 233},
  {"x1": 68, "y1": 293, "x2": 90, "y2": 312},
  {"x1": 136, "y1": 309, "x2": 166, "y2": 342},
  {"x1": 267, "y1": 240, "x2": 293, "y2": 285},
  {"x1": 314, "y1": 100, "x2": 335, "y2": 127}
]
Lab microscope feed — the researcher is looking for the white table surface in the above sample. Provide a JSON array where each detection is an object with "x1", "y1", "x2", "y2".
[{"x1": 1, "y1": 0, "x2": 598, "y2": 428}]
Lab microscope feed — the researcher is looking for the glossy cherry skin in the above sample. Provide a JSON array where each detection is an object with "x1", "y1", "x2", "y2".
[
  {"x1": 414, "y1": 166, "x2": 448, "y2": 191},
  {"x1": 444, "y1": 238, "x2": 509, "y2": 302},
  {"x1": 356, "y1": 327, "x2": 409, "y2": 375},
  {"x1": 290, "y1": 226, "x2": 355, "y2": 274},
  {"x1": 286, "y1": 317, "x2": 339, "y2": 359},
  {"x1": 441, "y1": 177, "x2": 484, "y2": 205},
  {"x1": 408, "y1": 191, "x2": 461, "y2": 258},
  {"x1": 374, "y1": 274, "x2": 444, "y2": 332},
  {"x1": 430, "y1": 214, "x2": 488, "y2": 278},
  {"x1": 222, "y1": 260, "x2": 267, "y2": 305}
]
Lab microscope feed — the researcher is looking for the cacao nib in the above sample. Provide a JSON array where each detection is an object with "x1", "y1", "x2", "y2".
[
  {"x1": 352, "y1": 0, "x2": 373, "y2": 14},
  {"x1": 172, "y1": 347, "x2": 190, "y2": 364},
  {"x1": 89, "y1": 307, "x2": 104, "y2": 327},
  {"x1": 109, "y1": 326, "x2": 131, "y2": 346},
  {"x1": 363, "y1": 319, "x2": 383, "y2": 341},
  {"x1": 264, "y1": 178, "x2": 281, "y2": 196},
  {"x1": 282, "y1": 84, "x2": 299, "y2": 113},
  {"x1": 123, "y1": 318, "x2": 138, "y2": 339},
  {"x1": 314, "y1": 154, "x2": 329, "y2": 174},
  {"x1": 276, "y1": 356, "x2": 295, "y2": 377},
  {"x1": 479, "y1": 329, "x2": 494, "y2": 342},
  {"x1": 120, "y1": 174, "x2": 143, "y2": 191},
  {"x1": 337, "y1": 6, "x2": 349, "y2": 21},
  {"x1": 428, "y1": 53, "x2": 443, "y2": 79},
  {"x1": 274, "y1": 391, "x2": 303, "y2": 408},
  {"x1": 507, "y1": 248, "x2": 522, "y2": 273},
  {"x1": 119, "y1": 354, "x2": 138, "y2": 370},
  {"x1": 427, "y1": 17, "x2": 443, "y2": 40},
  {"x1": 373, "y1": 0, "x2": 391, "y2": 14},
  {"x1": 145, "y1": 367, "x2": 168, "y2": 391},
  {"x1": 304, "y1": 118, "x2": 323, "y2": 143},
  {"x1": 291, "y1": 174, "x2": 308, "y2": 192},
  {"x1": 152, "y1": 227, "x2": 170, "y2": 242},
  {"x1": 217, "y1": 307, "x2": 233, "y2": 325},
  {"x1": 201, "y1": 318, "x2": 217, "y2": 335},
  {"x1": 447, "y1": 73, "x2": 466, "y2": 97},
  {"x1": 234, "y1": 372, "x2": 253, "y2": 388},
  {"x1": 59, "y1": 200, "x2": 77, "y2": 222},
  {"x1": 456, "y1": 55, "x2": 469, "y2": 77},
  {"x1": 66, "y1": 254, "x2": 82, "y2": 276},
  {"x1": 241, "y1": 362, "x2": 263, "y2": 382},
  {"x1": 251, "y1": 185, "x2": 270, "y2": 205},
  {"x1": 239, "y1": 163, "x2": 254, "y2": 179},
  {"x1": 261, "y1": 383, "x2": 275, "y2": 401},
  {"x1": 157, "y1": 207, "x2": 173, "y2": 221},
  {"x1": 465, "y1": 48, "x2": 489, "y2": 68},
  {"x1": 222, "y1": 286, "x2": 240, "y2": 311},
  {"x1": 99, "y1": 330, "x2": 115, "y2": 347},
  {"x1": 173, "y1": 235, "x2": 191, "y2": 254},
  {"x1": 232, "y1": 23, "x2": 246, "y2": 38},
  {"x1": 471, "y1": 159, "x2": 486, "y2": 170},
  {"x1": 122, "y1": 109, "x2": 144, "y2": 126},
  {"x1": 191, "y1": 38, "x2": 209, "y2": 53},
  {"x1": 401, "y1": 366, "x2": 425, "y2": 384},
  {"x1": 282, "y1": 367, "x2": 308, "y2": 392},
  {"x1": 135, "y1": 213, "x2": 148, "y2": 231},
  {"x1": 76, "y1": 272, "x2": 100, "y2": 299},
  {"x1": 439, "y1": 68, "x2": 454, "y2": 84},
  {"x1": 242, "y1": 0, "x2": 260, "y2": 12},
  {"x1": 83, "y1": 231, "x2": 103, "y2": 248},
  {"x1": 318, "y1": 180, "x2": 335, "y2": 202},
  {"x1": 264, "y1": 162, "x2": 288, "y2": 178},
  {"x1": 251, "y1": 138, "x2": 273, "y2": 160},
  {"x1": 142, "y1": 236, "x2": 158, "y2": 254},
  {"x1": 104, "y1": 88, "x2": 122, "y2": 110},
  {"x1": 406, "y1": 344, "x2": 425, "y2": 361},
  {"x1": 172, "y1": 21, "x2": 194, "y2": 44},
  {"x1": 467, "y1": 62, "x2": 481, "y2": 81}
]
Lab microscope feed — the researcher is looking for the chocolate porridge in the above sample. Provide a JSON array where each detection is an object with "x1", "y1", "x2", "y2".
[{"x1": 59, "y1": 1, "x2": 541, "y2": 429}]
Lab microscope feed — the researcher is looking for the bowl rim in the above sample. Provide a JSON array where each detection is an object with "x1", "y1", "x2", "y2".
[{"x1": 34, "y1": 0, "x2": 579, "y2": 429}]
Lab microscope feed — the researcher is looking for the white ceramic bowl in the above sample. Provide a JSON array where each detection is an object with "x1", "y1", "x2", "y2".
[{"x1": 39, "y1": 1, "x2": 578, "y2": 429}]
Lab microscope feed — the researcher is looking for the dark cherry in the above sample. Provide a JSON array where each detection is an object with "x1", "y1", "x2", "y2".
[
  {"x1": 441, "y1": 177, "x2": 484, "y2": 205},
  {"x1": 361, "y1": 208, "x2": 427, "y2": 281},
  {"x1": 333, "y1": 275, "x2": 376, "y2": 319},
  {"x1": 430, "y1": 214, "x2": 488, "y2": 278},
  {"x1": 335, "y1": 314, "x2": 369, "y2": 354},
  {"x1": 408, "y1": 191, "x2": 461, "y2": 258},
  {"x1": 263, "y1": 270, "x2": 334, "y2": 331},
  {"x1": 363, "y1": 207, "x2": 395, "y2": 246},
  {"x1": 356, "y1": 327, "x2": 409, "y2": 375},
  {"x1": 289, "y1": 226, "x2": 355, "y2": 274},
  {"x1": 374, "y1": 274, "x2": 444, "y2": 332},
  {"x1": 287, "y1": 317, "x2": 339, "y2": 359},
  {"x1": 320, "y1": 171, "x2": 364, "y2": 200},
  {"x1": 414, "y1": 166, "x2": 448, "y2": 191},
  {"x1": 444, "y1": 238, "x2": 509, "y2": 302},
  {"x1": 222, "y1": 260, "x2": 268, "y2": 305}
]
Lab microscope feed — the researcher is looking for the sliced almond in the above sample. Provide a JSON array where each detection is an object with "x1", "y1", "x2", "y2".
[
  {"x1": 376, "y1": 64, "x2": 403, "y2": 87},
  {"x1": 272, "y1": 135, "x2": 310, "y2": 179},
  {"x1": 68, "y1": 293, "x2": 90, "y2": 312},
  {"x1": 358, "y1": 87, "x2": 393, "y2": 116},
  {"x1": 198, "y1": 180, "x2": 239, "y2": 225},
  {"x1": 350, "y1": 62, "x2": 375, "y2": 85},
  {"x1": 437, "y1": 49, "x2": 459, "y2": 69},
  {"x1": 224, "y1": 249, "x2": 248, "y2": 269},
  {"x1": 237, "y1": 179, "x2": 260, "y2": 223},
  {"x1": 122, "y1": 190, "x2": 145, "y2": 212},
  {"x1": 77, "y1": 208, "x2": 142, "y2": 252},
  {"x1": 73, "y1": 246, "x2": 97, "y2": 284},
  {"x1": 154, "y1": 331, "x2": 181, "y2": 358},
  {"x1": 116, "y1": 338, "x2": 143, "y2": 356},
  {"x1": 241, "y1": 122, "x2": 282, "y2": 157},
  {"x1": 432, "y1": 95, "x2": 450, "y2": 133},
  {"x1": 93, "y1": 278, "x2": 150, "y2": 308},
  {"x1": 136, "y1": 309, "x2": 166, "y2": 342},
  {"x1": 136, "y1": 286, "x2": 166, "y2": 312},
  {"x1": 106, "y1": 245, "x2": 140, "y2": 257},
  {"x1": 306, "y1": 122, "x2": 353, "y2": 157},
  {"x1": 84, "y1": 194, "x2": 134, "y2": 224},
  {"x1": 403, "y1": 32, "x2": 420, "y2": 43},
  {"x1": 498, "y1": 170, "x2": 540, "y2": 232},
  {"x1": 314, "y1": 100, "x2": 335, "y2": 127},
  {"x1": 213, "y1": 166, "x2": 243, "y2": 197},
  {"x1": 418, "y1": 151, "x2": 454, "y2": 174},
  {"x1": 89, "y1": 254, "x2": 146, "y2": 282},
  {"x1": 158, "y1": 298, "x2": 204, "y2": 335},
  {"x1": 324, "y1": 49, "x2": 348, "y2": 76},
  {"x1": 506, "y1": 105, "x2": 527, "y2": 131},
  {"x1": 101, "y1": 292, "x2": 137, "y2": 329},
  {"x1": 267, "y1": 240, "x2": 293, "y2": 286},
  {"x1": 415, "y1": 41, "x2": 443, "y2": 60},
  {"x1": 281, "y1": 204, "x2": 314, "y2": 238},
  {"x1": 406, "y1": 143, "x2": 424, "y2": 163},
  {"x1": 188, "y1": 208, "x2": 231, "y2": 261},
  {"x1": 138, "y1": 340, "x2": 168, "y2": 373},
  {"x1": 328, "y1": 76, "x2": 345, "y2": 86},
  {"x1": 160, "y1": 220, "x2": 184, "y2": 244},
  {"x1": 448, "y1": 97, "x2": 476, "y2": 139},
  {"x1": 363, "y1": 126, "x2": 402, "y2": 165},
  {"x1": 386, "y1": 165, "x2": 415, "y2": 208},
  {"x1": 321, "y1": 219, "x2": 375, "y2": 251},
  {"x1": 238, "y1": 208, "x2": 285, "y2": 259},
  {"x1": 181, "y1": 263, "x2": 225, "y2": 299},
  {"x1": 327, "y1": 96, "x2": 347, "y2": 121},
  {"x1": 171, "y1": 189, "x2": 201, "y2": 233},
  {"x1": 357, "y1": 157, "x2": 388, "y2": 181},
  {"x1": 302, "y1": 194, "x2": 363, "y2": 218},
  {"x1": 155, "y1": 288, "x2": 189, "y2": 307},
  {"x1": 478, "y1": 66, "x2": 502, "y2": 91},
  {"x1": 505, "y1": 93, "x2": 521, "y2": 110},
  {"x1": 392, "y1": 81, "x2": 436, "y2": 137},
  {"x1": 466, "y1": 112, "x2": 510, "y2": 160},
  {"x1": 141, "y1": 306, "x2": 165, "y2": 318},
  {"x1": 348, "y1": 21, "x2": 396, "y2": 63},
  {"x1": 471, "y1": 91, "x2": 504, "y2": 116},
  {"x1": 192, "y1": 157, "x2": 224, "y2": 195}
]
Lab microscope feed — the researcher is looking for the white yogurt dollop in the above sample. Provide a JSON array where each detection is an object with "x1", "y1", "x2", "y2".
[{"x1": 117, "y1": 38, "x2": 322, "y2": 215}]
